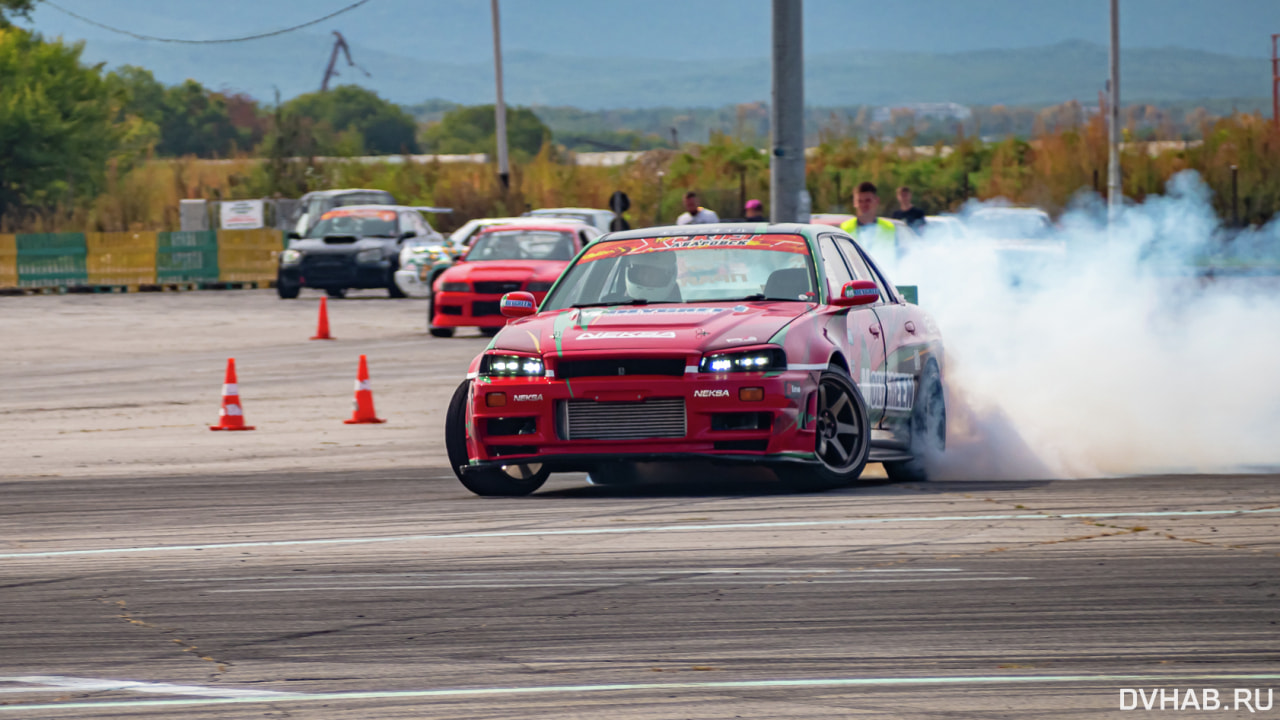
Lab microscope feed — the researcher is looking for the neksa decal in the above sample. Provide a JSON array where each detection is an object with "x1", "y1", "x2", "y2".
[
  {"x1": 694, "y1": 389, "x2": 730, "y2": 398},
  {"x1": 577, "y1": 331, "x2": 677, "y2": 340}
]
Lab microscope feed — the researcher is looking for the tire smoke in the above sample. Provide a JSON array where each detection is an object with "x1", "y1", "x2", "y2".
[{"x1": 892, "y1": 171, "x2": 1280, "y2": 479}]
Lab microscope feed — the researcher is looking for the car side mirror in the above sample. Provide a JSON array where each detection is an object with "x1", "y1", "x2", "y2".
[
  {"x1": 499, "y1": 291, "x2": 538, "y2": 318},
  {"x1": 287, "y1": 231, "x2": 302, "y2": 240},
  {"x1": 831, "y1": 280, "x2": 879, "y2": 307},
  {"x1": 400, "y1": 231, "x2": 415, "y2": 240}
]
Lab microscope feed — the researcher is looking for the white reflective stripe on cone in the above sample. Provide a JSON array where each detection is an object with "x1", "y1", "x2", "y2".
[
  {"x1": 220, "y1": 404, "x2": 243, "y2": 416},
  {"x1": 222, "y1": 384, "x2": 238, "y2": 396},
  {"x1": 355, "y1": 380, "x2": 372, "y2": 391}
]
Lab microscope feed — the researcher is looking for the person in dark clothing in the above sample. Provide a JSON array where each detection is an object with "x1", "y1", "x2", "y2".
[
  {"x1": 891, "y1": 186, "x2": 926, "y2": 230},
  {"x1": 743, "y1": 198, "x2": 765, "y2": 222}
]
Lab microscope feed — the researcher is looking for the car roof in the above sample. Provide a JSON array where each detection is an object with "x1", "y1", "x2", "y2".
[
  {"x1": 528, "y1": 207, "x2": 610, "y2": 214},
  {"x1": 319, "y1": 204, "x2": 417, "y2": 214},
  {"x1": 301, "y1": 188, "x2": 394, "y2": 199},
  {"x1": 476, "y1": 221, "x2": 589, "y2": 233},
  {"x1": 474, "y1": 216, "x2": 592, "y2": 226},
  {"x1": 600, "y1": 223, "x2": 821, "y2": 242}
]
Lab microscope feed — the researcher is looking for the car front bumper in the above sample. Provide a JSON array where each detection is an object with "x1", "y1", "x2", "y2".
[
  {"x1": 432, "y1": 290, "x2": 548, "y2": 329},
  {"x1": 280, "y1": 255, "x2": 390, "y2": 289},
  {"x1": 463, "y1": 370, "x2": 822, "y2": 472}
]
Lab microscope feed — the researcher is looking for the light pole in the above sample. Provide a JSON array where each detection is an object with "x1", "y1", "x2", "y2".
[
  {"x1": 770, "y1": 0, "x2": 804, "y2": 223},
  {"x1": 1107, "y1": 0, "x2": 1121, "y2": 221},
  {"x1": 491, "y1": 0, "x2": 510, "y2": 190}
]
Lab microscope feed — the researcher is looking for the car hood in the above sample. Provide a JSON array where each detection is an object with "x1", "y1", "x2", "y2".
[
  {"x1": 442, "y1": 260, "x2": 568, "y2": 283},
  {"x1": 493, "y1": 301, "x2": 814, "y2": 357}
]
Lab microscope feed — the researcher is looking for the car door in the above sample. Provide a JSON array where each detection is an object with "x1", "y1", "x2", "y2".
[
  {"x1": 818, "y1": 234, "x2": 886, "y2": 426},
  {"x1": 834, "y1": 234, "x2": 921, "y2": 446}
]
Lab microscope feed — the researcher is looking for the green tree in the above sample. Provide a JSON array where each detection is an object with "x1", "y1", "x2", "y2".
[
  {"x1": 0, "y1": 28, "x2": 126, "y2": 217},
  {"x1": 0, "y1": 0, "x2": 35, "y2": 28},
  {"x1": 157, "y1": 80, "x2": 242, "y2": 157},
  {"x1": 421, "y1": 104, "x2": 551, "y2": 159},
  {"x1": 283, "y1": 85, "x2": 418, "y2": 155}
]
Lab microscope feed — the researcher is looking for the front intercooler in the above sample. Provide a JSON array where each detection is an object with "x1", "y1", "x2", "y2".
[{"x1": 557, "y1": 398, "x2": 687, "y2": 440}]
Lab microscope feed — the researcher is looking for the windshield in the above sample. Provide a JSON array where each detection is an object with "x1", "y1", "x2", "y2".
[
  {"x1": 465, "y1": 230, "x2": 577, "y2": 262},
  {"x1": 307, "y1": 209, "x2": 398, "y2": 238},
  {"x1": 542, "y1": 233, "x2": 815, "y2": 311},
  {"x1": 967, "y1": 211, "x2": 1052, "y2": 240}
]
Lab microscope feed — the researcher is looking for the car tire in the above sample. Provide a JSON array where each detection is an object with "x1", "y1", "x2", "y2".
[
  {"x1": 276, "y1": 275, "x2": 300, "y2": 299},
  {"x1": 427, "y1": 294, "x2": 454, "y2": 337},
  {"x1": 479, "y1": 327, "x2": 501, "y2": 338},
  {"x1": 587, "y1": 461, "x2": 642, "y2": 485},
  {"x1": 444, "y1": 379, "x2": 549, "y2": 497},
  {"x1": 884, "y1": 361, "x2": 946, "y2": 483},
  {"x1": 326, "y1": 288, "x2": 346, "y2": 299},
  {"x1": 387, "y1": 262, "x2": 407, "y2": 298},
  {"x1": 777, "y1": 367, "x2": 870, "y2": 491}
]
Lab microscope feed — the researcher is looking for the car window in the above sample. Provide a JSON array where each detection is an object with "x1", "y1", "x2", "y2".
[
  {"x1": 466, "y1": 230, "x2": 578, "y2": 261},
  {"x1": 817, "y1": 235, "x2": 854, "y2": 298},
  {"x1": 308, "y1": 209, "x2": 398, "y2": 238},
  {"x1": 830, "y1": 234, "x2": 886, "y2": 304}
]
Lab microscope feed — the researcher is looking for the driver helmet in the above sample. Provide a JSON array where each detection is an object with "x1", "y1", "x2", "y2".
[{"x1": 624, "y1": 250, "x2": 680, "y2": 302}]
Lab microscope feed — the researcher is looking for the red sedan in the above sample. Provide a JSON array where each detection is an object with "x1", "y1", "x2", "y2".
[{"x1": 428, "y1": 223, "x2": 598, "y2": 337}]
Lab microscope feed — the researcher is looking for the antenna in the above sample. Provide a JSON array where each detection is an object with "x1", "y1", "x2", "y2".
[{"x1": 321, "y1": 31, "x2": 371, "y2": 91}]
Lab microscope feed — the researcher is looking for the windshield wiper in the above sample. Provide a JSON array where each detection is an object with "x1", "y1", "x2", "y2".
[
  {"x1": 730, "y1": 293, "x2": 810, "y2": 302},
  {"x1": 570, "y1": 298, "x2": 688, "y2": 309}
]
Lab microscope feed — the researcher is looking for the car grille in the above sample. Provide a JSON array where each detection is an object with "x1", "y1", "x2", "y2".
[
  {"x1": 474, "y1": 281, "x2": 523, "y2": 294},
  {"x1": 300, "y1": 255, "x2": 355, "y2": 283},
  {"x1": 556, "y1": 357, "x2": 686, "y2": 379},
  {"x1": 472, "y1": 300, "x2": 502, "y2": 316},
  {"x1": 560, "y1": 398, "x2": 686, "y2": 440}
]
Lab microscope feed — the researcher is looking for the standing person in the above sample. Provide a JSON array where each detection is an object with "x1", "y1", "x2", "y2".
[
  {"x1": 743, "y1": 198, "x2": 765, "y2": 222},
  {"x1": 891, "y1": 185, "x2": 926, "y2": 230},
  {"x1": 676, "y1": 191, "x2": 720, "y2": 225},
  {"x1": 839, "y1": 181, "x2": 897, "y2": 261}
]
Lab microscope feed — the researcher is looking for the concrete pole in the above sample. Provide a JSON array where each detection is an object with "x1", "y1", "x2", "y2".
[
  {"x1": 491, "y1": 0, "x2": 510, "y2": 190},
  {"x1": 1107, "y1": 0, "x2": 1121, "y2": 221},
  {"x1": 770, "y1": 0, "x2": 804, "y2": 223}
]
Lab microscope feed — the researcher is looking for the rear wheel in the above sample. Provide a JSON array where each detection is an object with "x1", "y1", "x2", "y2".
[
  {"x1": 479, "y1": 327, "x2": 501, "y2": 338},
  {"x1": 884, "y1": 362, "x2": 946, "y2": 482},
  {"x1": 444, "y1": 379, "x2": 548, "y2": 497},
  {"x1": 326, "y1": 288, "x2": 346, "y2": 299},
  {"x1": 777, "y1": 368, "x2": 870, "y2": 491}
]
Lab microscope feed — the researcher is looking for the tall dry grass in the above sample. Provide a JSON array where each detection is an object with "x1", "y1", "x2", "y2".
[{"x1": 7, "y1": 112, "x2": 1279, "y2": 233}]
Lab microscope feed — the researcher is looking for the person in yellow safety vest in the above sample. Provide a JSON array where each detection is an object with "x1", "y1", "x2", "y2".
[{"x1": 839, "y1": 181, "x2": 897, "y2": 263}]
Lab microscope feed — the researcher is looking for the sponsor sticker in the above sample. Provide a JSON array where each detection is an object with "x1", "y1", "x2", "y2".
[
  {"x1": 694, "y1": 389, "x2": 730, "y2": 398},
  {"x1": 577, "y1": 331, "x2": 677, "y2": 340},
  {"x1": 513, "y1": 394, "x2": 543, "y2": 402}
]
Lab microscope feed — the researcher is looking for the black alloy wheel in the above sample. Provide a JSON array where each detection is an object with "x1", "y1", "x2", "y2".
[
  {"x1": 326, "y1": 288, "x2": 346, "y2": 299},
  {"x1": 778, "y1": 367, "x2": 870, "y2": 491},
  {"x1": 884, "y1": 361, "x2": 946, "y2": 482},
  {"x1": 444, "y1": 379, "x2": 549, "y2": 497}
]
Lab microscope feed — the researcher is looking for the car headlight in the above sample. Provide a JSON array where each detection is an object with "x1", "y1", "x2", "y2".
[
  {"x1": 480, "y1": 353, "x2": 546, "y2": 377},
  {"x1": 355, "y1": 248, "x2": 382, "y2": 264},
  {"x1": 526, "y1": 281, "x2": 555, "y2": 293},
  {"x1": 441, "y1": 282, "x2": 470, "y2": 292},
  {"x1": 699, "y1": 347, "x2": 787, "y2": 373},
  {"x1": 280, "y1": 249, "x2": 303, "y2": 266}
]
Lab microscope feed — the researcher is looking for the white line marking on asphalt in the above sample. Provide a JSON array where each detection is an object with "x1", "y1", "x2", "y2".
[
  {"x1": 208, "y1": 577, "x2": 1032, "y2": 592},
  {"x1": 2, "y1": 508, "x2": 1276, "y2": 560},
  {"x1": 0, "y1": 676, "x2": 301, "y2": 699},
  {"x1": 1, "y1": 673, "x2": 1278, "y2": 712},
  {"x1": 148, "y1": 568, "x2": 967, "y2": 582}
]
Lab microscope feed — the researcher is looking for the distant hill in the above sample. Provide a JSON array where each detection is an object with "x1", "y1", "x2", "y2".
[{"x1": 59, "y1": 38, "x2": 1271, "y2": 110}]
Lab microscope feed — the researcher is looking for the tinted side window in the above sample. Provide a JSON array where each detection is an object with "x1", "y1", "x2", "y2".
[{"x1": 818, "y1": 236, "x2": 853, "y2": 296}]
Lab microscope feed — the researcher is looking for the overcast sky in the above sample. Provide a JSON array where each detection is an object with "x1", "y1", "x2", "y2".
[{"x1": 26, "y1": 0, "x2": 1280, "y2": 61}]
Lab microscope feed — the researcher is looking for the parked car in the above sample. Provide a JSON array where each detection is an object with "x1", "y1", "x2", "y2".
[
  {"x1": 292, "y1": 189, "x2": 397, "y2": 238},
  {"x1": 443, "y1": 222, "x2": 947, "y2": 496},
  {"x1": 961, "y1": 206, "x2": 1064, "y2": 287},
  {"x1": 523, "y1": 207, "x2": 616, "y2": 233},
  {"x1": 395, "y1": 217, "x2": 598, "y2": 298},
  {"x1": 428, "y1": 222, "x2": 601, "y2": 336},
  {"x1": 277, "y1": 205, "x2": 445, "y2": 299}
]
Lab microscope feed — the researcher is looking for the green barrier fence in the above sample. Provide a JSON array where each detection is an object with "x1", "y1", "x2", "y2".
[
  {"x1": 16, "y1": 233, "x2": 88, "y2": 287},
  {"x1": 157, "y1": 231, "x2": 219, "y2": 283}
]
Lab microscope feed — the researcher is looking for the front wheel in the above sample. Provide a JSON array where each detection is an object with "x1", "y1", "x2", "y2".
[
  {"x1": 326, "y1": 288, "x2": 346, "y2": 299},
  {"x1": 777, "y1": 368, "x2": 870, "y2": 491},
  {"x1": 444, "y1": 379, "x2": 548, "y2": 496},
  {"x1": 427, "y1": 294, "x2": 454, "y2": 337},
  {"x1": 276, "y1": 274, "x2": 300, "y2": 299},
  {"x1": 884, "y1": 362, "x2": 946, "y2": 482}
]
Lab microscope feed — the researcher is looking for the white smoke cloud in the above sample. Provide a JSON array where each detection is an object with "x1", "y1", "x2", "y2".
[{"x1": 892, "y1": 171, "x2": 1280, "y2": 479}]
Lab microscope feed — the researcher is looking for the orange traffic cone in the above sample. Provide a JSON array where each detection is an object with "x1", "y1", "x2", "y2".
[
  {"x1": 344, "y1": 354, "x2": 386, "y2": 424},
  {"x1": 311, "y1": 297, "x2": 334, "y2": 340},
  {"x1": 209, "y1": 358, "x2": 255, "y2": 431}
]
